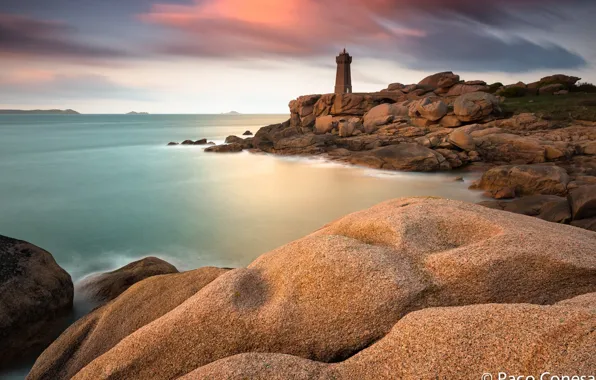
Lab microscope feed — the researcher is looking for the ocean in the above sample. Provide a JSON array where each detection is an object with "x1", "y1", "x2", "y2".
[
  {"x1": 0, "y1": 114, "x2": 485, "y2": 376},
  {"x1": 0, "y1": 114, "x2": 486, "y2": 280}
]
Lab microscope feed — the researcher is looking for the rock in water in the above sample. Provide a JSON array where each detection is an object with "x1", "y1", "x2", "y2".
[
  {"x1": 242, "y1": 130, "x2": 253, "y2": 136},
  {"x1": 225, "y1": 136, "x2": 254, "y2": 149},
  {"x1": 0, "y1": 235, "x2": 73, "y2": 368},
  {"x1": 34, "y1": 198, "x2": 596, "y2": 380},
  {"x1": 78, "y1": 257, "x2": 179, "y2": 306},
  {"x1": 204, "y1": 143, "x2": 244, "y2": 153}
]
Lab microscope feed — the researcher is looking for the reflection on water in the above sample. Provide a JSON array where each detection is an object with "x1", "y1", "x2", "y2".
[{"x1": 0, "y1": 114, "x2": 483, "y2": 378}]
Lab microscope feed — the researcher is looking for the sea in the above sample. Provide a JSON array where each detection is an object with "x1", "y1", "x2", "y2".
[{"x1": 0, "y1": 114, "x2": 483, "y2": 378}]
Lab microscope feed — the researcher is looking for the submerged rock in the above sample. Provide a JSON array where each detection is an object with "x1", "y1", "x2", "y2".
[
  {"x1": 33, "y1": 198, "x2": 596, "y2": 379},
  {"x1": 78, "y1": 257, "x2": 179, "y2": 306},
  {"x1": 0, "y1": 235, "x2": 73, "y2": 368},
  {"x1": 204, "y1": 143, "x2": 244, "y2": 153}
]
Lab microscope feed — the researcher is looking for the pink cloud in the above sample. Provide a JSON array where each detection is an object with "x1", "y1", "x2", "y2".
[
  {"x1": 137, "y1": 0, "x2": 588, "y2": 72},
  {"x1": 139, "y1": 0, "x2": 425, "y2": 57}
]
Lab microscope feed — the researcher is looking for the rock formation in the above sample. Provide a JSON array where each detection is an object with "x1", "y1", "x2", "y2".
[
  {"x1": 27, "y1": 198, "x2": 596, "y2": 379},
  {"x1": 78, "y1": 257, "x2": 179, "y2": 306},
  {"x1": 0, "y1": 235, "x2": 73, "y2": 368},
  {"x1": 204, "y1": 143, "x2": 244, "y2": 153}
]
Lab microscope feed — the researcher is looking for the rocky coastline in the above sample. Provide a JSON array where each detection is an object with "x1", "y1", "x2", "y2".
[
  {"x1": 1, "y1": 197, "x2": 595, "y2": 379},
  {"x1": 1, "y1": 72, "x2": 595, "y2": 379},
  {"x1": 171, "y1": 72, "x2": 596, "y2": 232}
]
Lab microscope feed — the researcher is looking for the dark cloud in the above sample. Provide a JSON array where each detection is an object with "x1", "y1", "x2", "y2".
[
  {"x1": 0, "y1": 13, "x2": 130, "y2": 59},
  {"x1": 397, "y1": 27, "x2": 587, "y2": 72},
  {"x1": 140, "y1": 0, "x2": 593, "y2": 72}
]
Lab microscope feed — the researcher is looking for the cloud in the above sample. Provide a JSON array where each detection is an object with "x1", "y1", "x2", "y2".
[
  {"x1": 139, "y1": 0, "x2": 592, "y2": 72},
  {"x1": 0, "y1": 13, "x2": 131, "y2": 60},
  {"x1": 0, "y1": 72, "x2": 152, "y2": 103}
]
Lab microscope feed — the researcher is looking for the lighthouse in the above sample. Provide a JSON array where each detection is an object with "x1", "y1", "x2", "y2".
[{"x1": 334, "y1": 48, "x2": 353, "y2": 94}]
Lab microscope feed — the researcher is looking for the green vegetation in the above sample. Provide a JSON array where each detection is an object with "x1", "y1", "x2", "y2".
[
  {"x1": 501, "y1": 92, "x2": 596, "y2": 122},
  {"x1": 499, "y1": 86, "x2": 527, "y2": 98},
  {"x1": 572, "y1": 82, "x2": 596, "y2": 93},
  {"x1": 488, "y1": 82, "x2": 504, "y2": 94}
]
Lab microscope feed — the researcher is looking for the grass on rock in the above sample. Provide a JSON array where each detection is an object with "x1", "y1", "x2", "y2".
[{"x1": 502, "y1": 93, "x2": 596, "y2": 122}]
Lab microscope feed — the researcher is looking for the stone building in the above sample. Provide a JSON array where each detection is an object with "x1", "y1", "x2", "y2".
[{"x1": 335, "y1": 49, "x2": 353, "y2": 94}]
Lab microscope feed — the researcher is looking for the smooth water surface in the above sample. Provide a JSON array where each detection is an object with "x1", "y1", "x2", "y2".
[{"x1": 1, "y1": 114, "x2": 484, "y2": 279}]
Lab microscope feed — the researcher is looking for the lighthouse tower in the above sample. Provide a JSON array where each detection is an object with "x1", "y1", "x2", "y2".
[{"x1": 334, "y1": 49, "x2": 353, "y2": 94}]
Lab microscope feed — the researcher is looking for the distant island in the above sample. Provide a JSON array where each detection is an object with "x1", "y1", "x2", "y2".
[
  {"x1": 126, "y1": 111, "x2": 149, "y2": 115},
  {"x1": 0, "y1": 109, "x2": 80, "y2": 115},
  {"x1": 222, "y1": 111, "x2": 241, "y2": 115}
]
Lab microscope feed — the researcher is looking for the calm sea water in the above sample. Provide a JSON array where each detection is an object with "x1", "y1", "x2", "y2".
[
  {"x1": 0, "y1": 114, "x2": 485, "y2": 278},
  {"x1": 0, "y1": 114, "x2": 483, "y2": 377}
]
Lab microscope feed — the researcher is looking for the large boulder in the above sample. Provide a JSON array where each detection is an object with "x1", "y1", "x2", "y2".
[
  {"x1": 0, "y1": 235, "x2": 73, "y2": 368},
  {"x1": 182, "y1": 294, "x2": 596, "y2": 379},
  {"x1": 479, "y1": 195, "x2": 571, "y2": 224},
  {"x1": 473, "y1": 165, "x2": 570, "y2": 198},
  {"x1": 363, "y1": 104, "x2": 408, "y2": 134},
  {"x1": 351, "y1": 144, "x2": 451, "y2": 171},
  {"x1": 330, "y1": 93, "x2": 378, "y2": 116},
  {"x1": 567, "y1": 185, "x2": 596, "y2": 220},
  {"x1": 29, "y1": 267, "x2": 229, "y2": 380},
  {"x1": 78, "y1": 257, "x2": 179, "y2": 306},
  {"x1": 314, "y1": 115, "x2": 335, "y2": 134},
  {"x1": 225, "y1": 136, "x2": 253, "y2": 149},
  {"x1": 411, "y1": 98, "x2": 447, "y2": 121},
  {"x1": 289, "y1": 95, "x2": 321, "y2": 129},
  {"x1": 571, "y1": 218, "x2": 596, "y2": 232},
  {"x1": 539, "y1": 74, "x2": 581, "y2": 88},
  {"x1": 445, "y1": 83, "x2": 489, "y2": 97},
  {"x1": 252, "y1": 120, "x2": 295, "y2": 153},
  {"x1": 338, "y1": 118, "x2": 362, "y2": 138},
  {"x1": 454, "y1": 92, "x2": 501, "y2": 122},
  {"x1": 491, "y1": 113, "x2": 550, "y2": 131},
  {"x1": 61, "y1": 198, "x2": 596, "y2": 380},
  {"x1": 539, "y1": 83, "x2": 565, "y2": 95},
  {"x1": 448, "y1": 128, "x2": 476, "y2": 152},
  {"x1": 474, "y1": 133, "x2": 546, "y2": 164},
  {"x1": 418, "y1": 72, "x2": 460, "y2": 90}
]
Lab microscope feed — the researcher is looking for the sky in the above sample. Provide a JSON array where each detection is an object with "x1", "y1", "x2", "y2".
[{"x1": 1, "y1": 0, "x2": 595, "y2": 114}]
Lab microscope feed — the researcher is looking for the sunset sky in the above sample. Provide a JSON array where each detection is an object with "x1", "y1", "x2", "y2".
[{"x1": 1, "y1": 0, "x2": 595, "y2": 113}]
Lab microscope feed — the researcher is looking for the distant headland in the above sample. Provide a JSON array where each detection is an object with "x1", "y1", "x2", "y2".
[
  {"x1": 222, "y1": 111, "x2": 241, "y2": 115},
  {"x1": 126, "y1": 111, "x2": 149, "y2": 115},
  {"x1": 0, "y1": 109, "x2": 80, "y2": 115}
]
